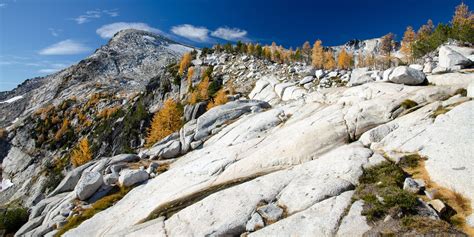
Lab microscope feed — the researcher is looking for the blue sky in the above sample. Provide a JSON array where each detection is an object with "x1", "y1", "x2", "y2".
[{"x1": 0, "y1": 0, "x2": 471, "y2": 91}]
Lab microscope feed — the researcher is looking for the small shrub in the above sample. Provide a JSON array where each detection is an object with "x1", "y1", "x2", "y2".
[
  {"x1": 0, "y1": 207, "x2": 29, "y2": 234},
  {"x1": 97, "y1": 106, "x2": 120, "y2": 119},
  {"x1": 431, "y1": 105, "x2": 450, "y2": 118},
  {"x1": 400, "y1": 99, "x2": 418, "y2": 110},
  {"x1": 399, "y1": 154, "x2": 422, "y2": 169},
  {"x1": 207, "y1": 79, "x2": 221, "y2": 98},
  {"x1": 454, "y1": 88, "x2": 467, "y2": 97},
  {"x1": 0, "y1": 128, "x2": 7, "y2": 139},
  {"x1": 356, "y1": 162, "x2": 418, "y2": 221}
]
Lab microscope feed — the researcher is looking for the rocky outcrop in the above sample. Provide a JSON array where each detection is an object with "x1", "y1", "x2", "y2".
[
  {"x1": 438, "y1": 45, "x2": 473, "y2": 69},
  {"x1": 3, "y1": 30, "x2": 474, "y2": 237}
]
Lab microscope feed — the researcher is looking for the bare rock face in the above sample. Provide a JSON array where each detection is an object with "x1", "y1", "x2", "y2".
[
  {"x1": 438, "y1": 45, "x2": 473, "y2": 69},
  {"x1": 61, "y1": 83, "x2": 467, "y2": 237}
]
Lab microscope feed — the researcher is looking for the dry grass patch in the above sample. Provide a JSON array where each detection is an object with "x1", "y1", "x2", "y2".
[
  {"x1": 55, "y1": 186, "x2": 131, "y2": 236},
  {"x1": 403, "y1": 157, "x2": 473, "y2": 235}
]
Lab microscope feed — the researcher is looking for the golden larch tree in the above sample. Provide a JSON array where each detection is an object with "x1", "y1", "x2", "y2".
[
  {"x1": 247, "y1": 43, "x2": 255, "y2": 55},
  {"x1": 417, "y1": 19, "x2": 434, "y2": 40},
  {"x1": 365, "y1": 53, "x2": 376, "y2": 69},
  {"x1": 207, "y1": 89, "x2": 228, "y2": 110},
  {"x1": 311, "y1": 40, "x2": 324, "y2": 68},
  {"x1": 337, "y1": 48, "x2": 352, "y2": 69},
  {"x1": 452, "y1": 2, "x2": 472, "y2": 26},
  {"x1": 178, "y1": 52, "x2": 192, "y2": 76},
  {"x1": 146, "y1": 99, "x2": 183, "y2": 147},
  {"x1": 71, "y1": 137, "x2": 92, "y2": 167},
  {"x1": 401, "y1": 26, "x2": 416, "y2": 63},
  {"x1": 323, "y1": 50, "x2": 336, "y2": 70}
]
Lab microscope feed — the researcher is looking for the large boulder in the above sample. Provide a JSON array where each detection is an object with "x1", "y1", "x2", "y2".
[
  {"x1": 194, "y1": 100, "x2": 270, "y2": 140},
  {"x1": 438, "y1": 45, "x2": 472, "y2": 69},
  {"x1": 118, "y1": 169, "x2": 149, "y2": 187},
  {"x1": 388, "y1": 66, "x2": 426, "y2": 85},
  {"x1": 74, "y1": 171, "x2": 103, "y2": 201}
]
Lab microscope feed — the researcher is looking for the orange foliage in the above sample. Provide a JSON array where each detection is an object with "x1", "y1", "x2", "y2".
[
  {"x1": 337, "y1": 48, "x2": 352, "y2": 69},
  {"x1": 188, "y1": 76, "x2": 210, "y2": 104},
  {"x1": 71, "y1": 137, "x2": 92, "y2": 167},
  {"x1": 145, "y1": 99, "x2": 183, "y2": 147},
  {"x1": 323, "y1": 50, "x2": 336, "y2": 70},
  {"x1": 207, "y1": 89, "x2": 228, "y2": 110},
  {"x1": 311, "y1": 40, "x2": 324, "y2": 68},
  {"x1": 178, "y1": 53, "x2": 192, "y2": 76},
  {"x1": 401, "y1": 26, "x2": 416, "y2": 62},
  {"x1": 54, "y1": 119, "x2": 70, "y2": 141},
  {"x1": 98, "y1": 106, "x2": 120, "y2": 119}
]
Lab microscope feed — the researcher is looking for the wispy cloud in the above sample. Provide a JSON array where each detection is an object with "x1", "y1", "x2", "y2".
[
  {"x1": 48, "y1": 28, "x2": 62, "y2": 37},
  {"x1": 37, "y1": 62, "x2": 71, "y2": 74},
  {"x1": 39, "y1": 40, "x2": 90, "y2": 55},
  {"x1": 171, "y1": 24, "x2": 210, "y2": 42},
  {"x1": 0, "y1": 3, "x2": 6, "y2": 8},
  {"x1": 73, "y1": 9, "x2": 119, "y2": 24},
  {"x1": 103, "y1": 9, "x2": 119, "y2": 17},
  {"x1": 0, "y1": 55, "x2": 72, "y2": 75},
  {"x1": 211, "y1": 27, "x2": 248, "y2": 41},
  {"x1": 96, "y1": 22, "x2": 162, "y2": 39}
]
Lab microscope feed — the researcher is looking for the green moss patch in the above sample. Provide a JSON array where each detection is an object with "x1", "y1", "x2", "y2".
[{"x1": 354, "y1": 162, "x2": 418, "y2": 221}]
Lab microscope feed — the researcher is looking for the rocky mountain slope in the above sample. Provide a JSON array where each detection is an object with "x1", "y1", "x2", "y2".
[
  {"x1": 0, "y1": 29, "x2": 193, "y2": 128},
  {"x1": 0, "y1": 30, "x2": 473, "y2": 236}
]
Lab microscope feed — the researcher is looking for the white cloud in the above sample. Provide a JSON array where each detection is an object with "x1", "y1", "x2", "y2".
[
  {"x1": 39, "y1": 40, "x2": 90, "y2": 55},
  {"x1": 73, "y1": 9, "x2": 119, "y2": 24},
  {"x1": 171, "y1": 24, "x2": 210, "y2": 42},
  {"x1": 96, "y1": 22, "x2": 162, "y2": 39},
  {"x1": 211, "y1": 27, "x2": 248, "y2": 41},
  {"x1": 38, "y1": 62, "x2": 71, "y2": 74},
  {"x1": 0, "y1": 3, "x2": 6, "y2": 8},
  {"x1": 38, "y1": 68, "x2": 60, "y2": 74}
]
